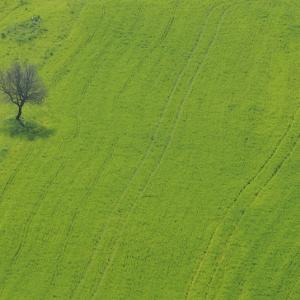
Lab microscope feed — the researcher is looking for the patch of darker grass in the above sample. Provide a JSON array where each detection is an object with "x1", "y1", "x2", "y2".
[{"x1": 1, "y1": 15, "x2": 47, "y2": 43}]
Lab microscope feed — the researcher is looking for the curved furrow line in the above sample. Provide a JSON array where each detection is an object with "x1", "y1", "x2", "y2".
[
  {"x1": 46, "y1": 6, "x2": 146, "y2": 232},
  {"x1": 183, "y1": 3, "x2": 257, "y2": 298},
  {"x1": 205, "y1": 146, "x2": 299, "y2": 300},
  {"x1": 186, "y1": 107, "x2": 300, "y2": 299},
  {"x1": 110, "y1": 0, "x2": 181, "y2": 106},
  {"x1": 90, "y1": 5, "x2": 229, "y2": 299},
  {"x1": 0, "y1": 162, "x2": 66, "y2": 296},
  {"x1": 46, "y1": 138, "x2": 118, "y2": 294},
  {"x1": 159, "y1": 0, "x2": 181, "y2": 43},
  {"x1": 84, "y1": 137, "x2": 156, "y2": 299},
  {"x1": 53, "y1": 8, "x2": 148, "y2": 268},
  {"x1": 0, "y1": 4, "x2": 92, "y2": 229},
  {"x1": 4, "y1": 125, "x2": 75, "y2": 260},
  {"x1": 237, "y1": 224, "x2": 300, "y2": 299},
  {"x1": 0, "y1": 147, "x2": 33, "y2": 207},
  {"x1": 0, "y1": 132, "x2": 68, "y2": 229},
  {"x1": 273, "y1": 251, "x2": 299, "y2": 299},
  {"x1": 68, "y1": 215, "x2": 109, "y2": 299},
  {"x1": 187, "y1": 122, "x2": 297, "y2": 299},
  {"x1": 11, "y1": 162, "x2": 65, "y2": 263},
  {"x1": 68, "y1": 10, "x2": 180, "y2": 291},
  {"x1": 0, "y1": 5, "x2": 93, "y2": 188},
  {"x1": 69, "y1": 2, "x2": 187, "y2": 296},
  {"x1": 0, "y1": 1, "x2": 151, "y2": 296},
  {"x1": 0, "y1": 4, "x2": 108, "y2": 255},
  {"x1": 0, "y1": 2, "x2": 104, "y2": 216},
  {"x1": 0, "y1": 149, "x2": 34, "y2": 294},
  {"x1": 0, "y1": 3, "x2": 23, "y2": 28},
  {"x1": 89, "y1": 133, "x2": 172, "y2": 299},
  {"x1": 203, "y1": 109, "x2": 300, "y2": 299},
  {"x1": 72, "y1": 3, "x2": 145, "y2": 140},
  {"x1": 87, "y1": 3, "x2": 217, "y2": 294},
  {"x1": 37, "y1": 4, "x2": 143, "y2": 241},
  {"x1": 50, "y1": 2, "x2": 106, "y2": 88},
  {"x1": 64, "y1": 6, "x2": 137, "y2": 144},
  {"x1": 39, "y1": 1, "x2": 89, "y2": 70},
  {"x1": 3, "y1": 5, "x2": 136, "y2": 208},
  {"x1": 0, "y1": 134, "x2": 70, "y2": 297},
  {"x1": 166, "y1": 7, "x2": 229, "y2": 148},
  {"x1": 71, "y1": 5, "x2": 185, "y2": 297},
  {"x1": 232, "y1": 107, "x2": 299, "y2": 205}
]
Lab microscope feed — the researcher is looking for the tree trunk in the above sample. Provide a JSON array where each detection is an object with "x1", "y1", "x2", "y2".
[{"x1": 16, "y1": 105, "x2": 24, "y2": 125}]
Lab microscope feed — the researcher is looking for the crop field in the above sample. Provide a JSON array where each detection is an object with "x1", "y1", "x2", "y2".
[{"x1": 0, "y1": 0, "x2": 299, "y2": 299}]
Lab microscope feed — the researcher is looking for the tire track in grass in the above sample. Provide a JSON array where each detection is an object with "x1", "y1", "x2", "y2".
[
  {"x1": 187, "y1": 8, "x2": 295, "y2": 294},
  {"x1": 0, "y1": 4, "x2": 96, "y2": 205},
  {"x1": 42, "y1": 3, "x2": 146, "y2": 241},
  {"x1": 111, "y1": 0, "x2": 181, "y2": 104},
  {"x1": 0, "y1": 162, "x2": 66, "y2": 296},
  {"x1": 68, "y1": 3, "x2": 184, "y2": 297},
  {"x1": 0, "y1": 3, "x2": 106, "y2": 250},
  {"x1": 207, "y1": 138, "x2": 300, "y2": 299},
  {"x1": 183, "y1": 2, "x2": 294, "y2": 277},
  {"x1": 204, "y1": 108, "x2": 300, "y2": 299},
  {"x1": 0, "y1": 97, "x2": 89, "y2": 287},
  {"x1": 1, "y1": 160, "x2": 68, "y2": 295},
  {"x1": 1, "y1": 4, "x2": 107, "y2": 297},
  {"x1": 40, "y1": 21, "x2": 130, "y2": 278},
  {"x1": 0, "y1": 142, "x2": 36, "y2": 204},
  {"x1": 89, "y1": 5, "x2": 229, "y2": 298},
  {"x1": 184, "y1": 8, "x2": 264, "y2": 296},
  {"x1": 0, "y1": 3, "x2": 24, "y2": 28},
  {"x1": 64, "y1": 5, "x2": 108, "y2": 141},
  {"x1": 0, "y1": 104, "x2": 96, "y2": 293},
  {"x1": 87, "y1": 4, "x2": 218, "y2": 296},
  {"x1": 186, "y1": 106, "x2": 300, "y2": 299},
  {"x1": 72, "y1": 2, "x2": 145, "y2": 140},
  {"x1": 0, "y1": 135, "x2": 69, "y2": 298},
  {"x1": 0, "y1": 144, "x2": 40, "y2": 231},
  {"x1": 0, "y1": 16, "x2": 110, "y2": 291},
  {"x1": 13, "y1": 162, "x2": 66, "y2": 263},
  {"x1": 50, "y1": 2, "x2": 106, "y2": 88},
  {"x1": 46, "y1": 5, "x2": 146, "y2": 281},
  {"x1": 47, "y1": 138, "x2": 118, "y2": 292},
  {"x1": 0, "y1": 149, "x2": 31, "y2": 204},
  {"x1": 236, "y1": 210, "x2": 300, "y2": 300},
  {"x1": 273, "y1": 250, "x2": 300, "y2": 299},
  {"x1": 0, "y1": 148, "x2": 34, "y2": 294},
  {"x1": 43, "y1": 1, "x2": 142, "y2": 227}
]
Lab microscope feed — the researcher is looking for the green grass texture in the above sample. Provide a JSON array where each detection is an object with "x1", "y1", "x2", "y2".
[{"x1": 0, "y1": 0, "x2": 299, "y2": 299}]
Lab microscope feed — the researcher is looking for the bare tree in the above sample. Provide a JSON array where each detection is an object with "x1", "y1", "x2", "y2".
[{"x1": 0, "y1": 62, "x2": 47, "y2": 123}]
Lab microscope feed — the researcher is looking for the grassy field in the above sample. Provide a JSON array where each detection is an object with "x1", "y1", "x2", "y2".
[{"x1": 0, "y1": 0, "x2": 299, "y2": 299}]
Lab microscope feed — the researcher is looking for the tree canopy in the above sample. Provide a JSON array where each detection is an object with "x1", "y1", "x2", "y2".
[{"x1": 0, "y1": 62, "x2": 47, "y2": 122}]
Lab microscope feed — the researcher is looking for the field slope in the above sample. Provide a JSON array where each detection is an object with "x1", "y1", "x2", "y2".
[{"x1": 0, "y1": 0, "x2": 299, "y2": 299}]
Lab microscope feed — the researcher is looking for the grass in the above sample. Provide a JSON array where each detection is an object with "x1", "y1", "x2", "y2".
[
  {"x1": 0, "y1": 118, "x2": 55, "y2": 141},
  {"x1": 0, "y1": 0, "x2": 299, "y2": 299},
  {"x1": 1, "y1": 15, "x2": 47, "y2": 43}
]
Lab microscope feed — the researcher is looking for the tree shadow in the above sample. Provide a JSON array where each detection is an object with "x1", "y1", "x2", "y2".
[{"x1": 1, "y1": 118, "x2": 55, "y2": 141}]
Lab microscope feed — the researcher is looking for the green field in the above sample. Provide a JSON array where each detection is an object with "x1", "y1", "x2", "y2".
[{"x1": 0, "y1": 0, "x2": 299, "y2": 299}]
